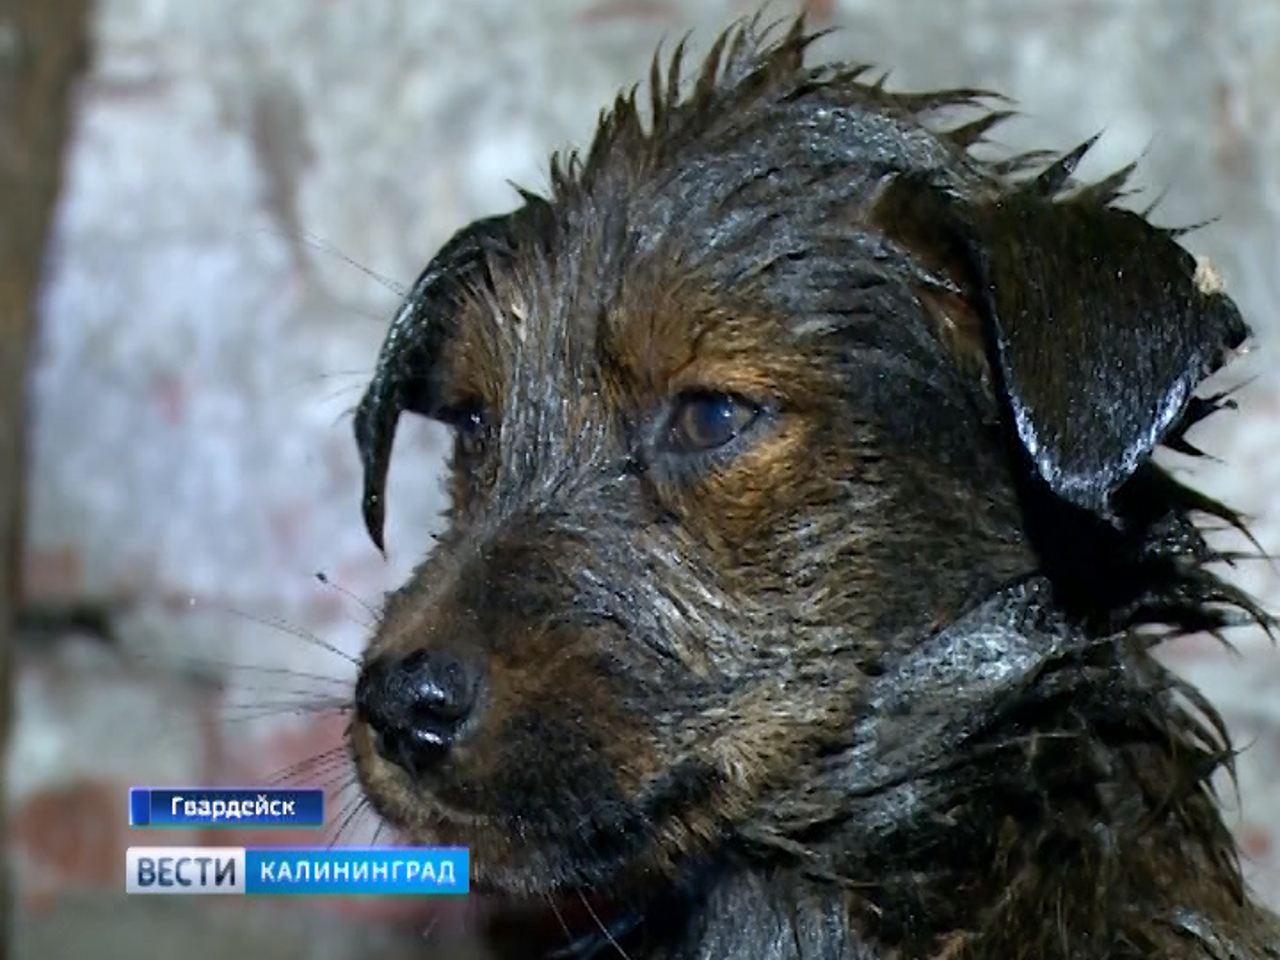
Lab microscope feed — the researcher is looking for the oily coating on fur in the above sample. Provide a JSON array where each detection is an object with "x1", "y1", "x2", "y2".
[{"x1": 349, "y1": 15, "x2": 1280, "y2": 960}]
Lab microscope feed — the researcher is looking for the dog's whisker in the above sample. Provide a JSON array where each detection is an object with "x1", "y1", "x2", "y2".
[
  {"x1": 214, "y1": 662, "x2": 354, "y2": 686},
  {"x1": 256, "y1": 747, "x2": 352, "y2": 788},
  {"x1": 215, "y1": 682, "x2": 352, "y2": 701},
  {"x1": 313, "y1": 570, "x2": 382, "y2": 627},
  {"x1": 544, "y1": 893, "x2": 575, "y2": 948},
  {"x1": 131, "y1": 652, "x2": 354, "y2": 687},
  {"x1": 419, "y1": 913, "x2": 441, "y2": 944},
  {"x1": 327, "y1": 787, "x2": 373, "y2": 849},
  {"x1": 293, "y1": 227, "x2": 408, "y2": 298},
  {"x1": 219, "y1": 605, "x2": 360, "y2": 666},
  {"x1": 577, "y1": 890, "x2": 633, "y2": 960},
  {"x1": 218, "y1": 693, "x2": 352, "y2": 714}
]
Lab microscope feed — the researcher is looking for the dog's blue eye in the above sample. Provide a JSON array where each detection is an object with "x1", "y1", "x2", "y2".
[{"x1": 669, "y1": 392, "x2": 759, "y2": 454}]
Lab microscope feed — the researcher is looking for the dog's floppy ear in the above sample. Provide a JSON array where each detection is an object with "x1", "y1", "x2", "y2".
[
  {"x1": 875, "y1": 158, "x2": 1249, "y2": 518},
  {"x1": 353, "y1": 201, "x2": 547, "y2": 552}
]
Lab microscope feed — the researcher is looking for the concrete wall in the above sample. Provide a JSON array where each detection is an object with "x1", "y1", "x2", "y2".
[{"x1": 12, "y1": 1, "x2": 1280, "y2": 956}]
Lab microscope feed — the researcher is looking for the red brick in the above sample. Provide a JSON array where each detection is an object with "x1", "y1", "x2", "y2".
[
  {"x1": 1240, "y1": 823, "x2": 1274, "y2": 862},
  {"x1": 11, "y1": 777, "x2": 203, "y2": 905},
  {"x1": 20, "y1": 544, "x2": 83, "y2": 601},
  {"x1": 12, "y1": 779, "x2": 120, "y2": 887}
]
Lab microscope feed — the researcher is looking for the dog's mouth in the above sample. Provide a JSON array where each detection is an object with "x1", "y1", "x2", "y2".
[
  {"x1": 351, "y1": 710, "x2": 698, "y2": 957},
  {"x1": 348, "y1": 717, "x2": 495, "y2": 837},
  {"x1": 348, "y1": 711, "x2": 690, "y2": 895}
]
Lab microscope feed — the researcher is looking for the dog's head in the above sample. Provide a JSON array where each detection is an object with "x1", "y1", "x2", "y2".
[{"x1": 348, "y1": 19, "x2": 1257, "y2": 909}]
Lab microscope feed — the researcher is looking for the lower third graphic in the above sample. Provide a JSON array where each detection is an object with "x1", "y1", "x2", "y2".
[{"x1": 126, "y1": 846, "x2": 469, "y2": 895}]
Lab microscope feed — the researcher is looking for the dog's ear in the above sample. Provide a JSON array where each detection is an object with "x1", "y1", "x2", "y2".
[
  {"x1": 353, "y1": 201, "x2": 547, "y2": 552},
  {"x1": 873, "y1": 160, "x2": 1249, "y2": 518}
]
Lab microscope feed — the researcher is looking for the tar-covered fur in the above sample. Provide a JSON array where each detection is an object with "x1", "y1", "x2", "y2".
[{"x1": 348, "y1": 17, "x2": 1280, "y2": 959}]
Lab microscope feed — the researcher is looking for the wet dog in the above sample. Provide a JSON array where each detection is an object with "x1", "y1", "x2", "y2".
[{"x1": 348, "y1": 17, "x2": 1280, "y2": 959}]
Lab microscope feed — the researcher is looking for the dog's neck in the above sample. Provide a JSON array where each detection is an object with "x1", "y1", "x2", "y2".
[{"x1": 515, "y1": 576, "x2": 1278, "y2": 960}]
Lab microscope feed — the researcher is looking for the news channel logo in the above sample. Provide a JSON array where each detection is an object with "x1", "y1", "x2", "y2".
[
  {"x1": 125, "y1": 846, "x2": 469, "y2": 896},
  {"x1": 126, "y1": 787, "x2": 469, "y2": 896}
]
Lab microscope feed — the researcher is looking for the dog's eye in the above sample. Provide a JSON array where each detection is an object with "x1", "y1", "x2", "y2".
[
  {"x1": 667, "y1": 392, "x2": 759, "y2": 454},
  {"x1": 438, "y1": 403, "x2": 487, "y2": 455}
]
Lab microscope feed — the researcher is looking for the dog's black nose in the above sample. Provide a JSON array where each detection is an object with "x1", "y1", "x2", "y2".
[{"x1": 356, "y1": 650, "x2": 482, "y2": 773}]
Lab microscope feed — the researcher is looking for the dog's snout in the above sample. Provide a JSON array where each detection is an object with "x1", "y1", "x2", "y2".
[{"x1": 356, "y1": 649, "x2": 483, "y2": 773}]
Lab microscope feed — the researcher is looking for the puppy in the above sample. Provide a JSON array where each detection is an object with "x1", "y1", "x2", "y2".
[{"x1": 348, "y1": 17, "x2": 1280, "y2": 959}]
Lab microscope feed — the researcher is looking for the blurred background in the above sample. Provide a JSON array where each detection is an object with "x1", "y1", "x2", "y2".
[{"x1": 3, "y1": 0, "x2": 1279, "y2": 957}]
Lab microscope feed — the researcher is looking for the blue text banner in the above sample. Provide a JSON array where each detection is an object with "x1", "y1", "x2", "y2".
[{"x1": 129, "y1": 788, "x2": 325, "y2": 828}]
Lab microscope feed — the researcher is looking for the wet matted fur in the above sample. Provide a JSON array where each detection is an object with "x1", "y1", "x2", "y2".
[{"x1": 348, "y1": 16, "x2": 1280, "y2": 960}]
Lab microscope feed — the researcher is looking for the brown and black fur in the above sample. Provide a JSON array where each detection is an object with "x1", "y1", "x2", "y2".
[{"x1": 348, "y1": 16, "x2": 1280, "y2": 959}]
